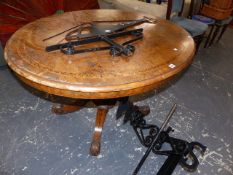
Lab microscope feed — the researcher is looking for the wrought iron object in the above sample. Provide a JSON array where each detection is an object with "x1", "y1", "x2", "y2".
[
  {"x1": 45, "y1": 17, "x2": 156, "y2": 56},
  {"x1": 117, "y1": 102, "x2": 207, "y2": 175}
]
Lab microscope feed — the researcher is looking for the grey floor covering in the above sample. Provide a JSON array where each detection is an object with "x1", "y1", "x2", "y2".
[{"x1": 0, "y1": 29, "x2": 233, "y2": 175}]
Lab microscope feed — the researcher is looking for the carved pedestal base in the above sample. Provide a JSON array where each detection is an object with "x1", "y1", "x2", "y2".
[{"x1": 51, "y1": 97, "x2": 150, "y2": 156}]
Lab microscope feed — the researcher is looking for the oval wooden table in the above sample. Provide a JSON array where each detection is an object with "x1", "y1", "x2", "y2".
[{"x1": 4, "y1": 10, "x2": 195, "y2": 156}]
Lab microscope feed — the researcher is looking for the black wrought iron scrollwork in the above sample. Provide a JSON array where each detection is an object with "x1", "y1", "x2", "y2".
[
  {"x1": 123, "y1": 103, "x2": 159, "y2": 147},
  {"x1": 117, "y1": 100, "x2": 207, "y2": 175},
  {"x1": 44, "y1": 17, "x2": 156, "y2": 56}
]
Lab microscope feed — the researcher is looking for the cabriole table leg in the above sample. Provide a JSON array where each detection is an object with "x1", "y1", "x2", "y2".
[
  {"x1": 52, "y1": 100, "x2": 88, "y2": 115},
  {"x1": 90, "y1": 106, "x2": 109, "y2": 156},
  {"x1": 116, "y1": 97, "x2": 150, "y2": 120}
]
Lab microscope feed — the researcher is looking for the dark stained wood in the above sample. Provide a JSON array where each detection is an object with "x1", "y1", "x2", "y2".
[
  {"x1": 52, "y1": 100, "x2": 88, "y2": 114},
  {"x1": 90, "y1": 106, "x2": 108, "y2": 156},
  {"x1": 5, "y1": 10, "x2": 195, "y2": 99},
  {"x1": 0, "y1": 0, "x2": 99, "y2": 46},
  {"x1": 136, "y1": 105, "x2": 150, "y2": 117},
  {"x1": 63, "y1": 0, "x2": 99, "y2": 12}
]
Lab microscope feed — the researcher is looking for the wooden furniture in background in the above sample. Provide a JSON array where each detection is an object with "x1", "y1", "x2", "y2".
[
  {"x1": 0, "y1": 0, "x2": 99, "y2": 46},
  {"x1": 188, "y1": 0, "x2": 233, "y2": 47},
  {"x1": 4, "y1": 10, "x2": 195, "y2": 156},
  {"x1": 166, "y1": 0, "x2": 208, "y2": 51},
  {"x1": 201, "y1": 0, "x2": 233, "y2": 20},
  {"x1": 189, "y1": 0, "x2": 216, "y2": 48},
  {"x1": 199, "y1": 0, "x2": 233, "y2": 46}
]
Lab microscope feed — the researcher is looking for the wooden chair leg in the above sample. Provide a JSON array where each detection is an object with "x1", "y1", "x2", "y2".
[
  {"x1": 209, "y1": 25, "x2": 220, "y2": 47},
  {"x1": 90, "y1": 106, "x2": 108, "y2": 156},
  {"x1": 194, "y1": 34, "x2": 205, "y2": 53},
  {"x1": 204, "y1": 25, "x2": 214, "y2": 48},
  {"x1": 217, "y1": 24, "x2": 228, "y2": 42}
]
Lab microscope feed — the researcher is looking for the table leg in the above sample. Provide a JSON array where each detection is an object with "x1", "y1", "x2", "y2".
[
  {"x1": 51, "y1": 97, "x2": 150, "y2": 156},
  {"x1": 138, "y1": 105, "x2": 150, "y2": 116},
  {"x1": 90, "y1": 106, "x2": 108, "y2": 156},
  {"x1": 116, "y1": 97, "x2": 150, "y2": 120},
  {"x1": 52, "y1": 100, "x2": 88, "y2": 115}
]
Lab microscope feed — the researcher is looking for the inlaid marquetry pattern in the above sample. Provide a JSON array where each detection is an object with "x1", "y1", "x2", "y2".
[{"x1": 4, "y1": 10, "x2": 195, "y2": 99}]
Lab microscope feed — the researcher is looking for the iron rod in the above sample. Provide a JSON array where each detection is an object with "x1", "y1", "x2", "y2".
[{"x1": 133, "y1": 104, "x2": 177, "y2": 175}]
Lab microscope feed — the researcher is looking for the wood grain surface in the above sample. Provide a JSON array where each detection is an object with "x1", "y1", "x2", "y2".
[{"x1": 4, "y1": 10, "x2": 195, "y2": 99}]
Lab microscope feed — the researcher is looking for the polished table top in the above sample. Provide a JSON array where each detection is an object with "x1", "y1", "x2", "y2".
[{"x1": 4, "y1": 10, "x2": 195, "y2": 99}]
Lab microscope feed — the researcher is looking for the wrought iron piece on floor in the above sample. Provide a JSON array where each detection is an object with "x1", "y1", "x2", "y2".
[{"x1": 123, "y1": 103, "x2": 207, "y2": 175}]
